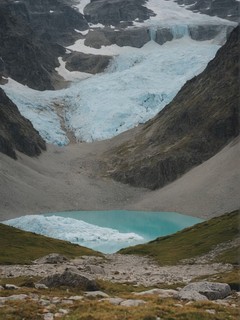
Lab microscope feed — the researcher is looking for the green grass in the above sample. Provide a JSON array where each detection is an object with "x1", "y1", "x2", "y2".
[
  {"x1": 0, "y1": 223, "x2": 102, "y2": 265},
  {"x1": 119, "y1": 210, "x2": 240, "y2": 266}
]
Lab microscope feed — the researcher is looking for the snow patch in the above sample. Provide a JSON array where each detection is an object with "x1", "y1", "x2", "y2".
[{"x1": 73, "y1": 0, "x2": 91, "y2": 15}]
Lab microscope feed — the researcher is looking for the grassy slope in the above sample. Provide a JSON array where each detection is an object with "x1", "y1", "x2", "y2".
[
  {"x1": 0, "y1": 223, "x2": 101, "y2": 265},
  {"x1": 120, "y1": 210, "x2": 240, "y2": 265}
]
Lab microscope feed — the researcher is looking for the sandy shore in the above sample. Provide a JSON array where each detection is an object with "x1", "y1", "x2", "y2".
[{"x1": 0, "y1": 135, "x2": 239, "y2": 222}]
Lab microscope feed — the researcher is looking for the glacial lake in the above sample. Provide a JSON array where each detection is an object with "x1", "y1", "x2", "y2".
[
  {"x1": 43, "y1": 210, "x2": 203, "y2": 253},
  {"x1": 4, "y1": 211, "x2": 203, "y2": 254}
]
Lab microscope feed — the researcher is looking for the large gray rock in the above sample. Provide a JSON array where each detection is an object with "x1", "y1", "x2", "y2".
[
  {"x1": 178, "y1": 282, "x2": 232, "y2": 301},
  {"x1": 40, "y1": 270, "x2": 99, "y2": 291},
  {"x1": 84, "y1": 28, "x2": 150, "y2": 49},
  {"x1": 84, "y1": 0, "x2": 155, "y2": 26},
  {"x1": 65, "y1": 52, "x2": 111, "y2": 74}
]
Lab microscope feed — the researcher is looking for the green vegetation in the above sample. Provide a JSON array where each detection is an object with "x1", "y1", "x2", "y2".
[
  {"x1": 0, "y1": 286, "x2": 239, "y2": 320},
  {"x1": 119, "y1": 210, "x2": 240, "y2": 265},
  {"x1": 0, "y1": 223, "x2": 102, "y2": 265}
]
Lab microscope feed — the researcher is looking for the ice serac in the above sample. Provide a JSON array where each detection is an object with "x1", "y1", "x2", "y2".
[
  {"x1": 0, "y1": 88, "x2": 46, "y2": 159},
  {"x1": 105, "y1": 26, "x2": 240, "y2": 190}
]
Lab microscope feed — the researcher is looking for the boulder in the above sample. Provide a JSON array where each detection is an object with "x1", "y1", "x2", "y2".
[
  {"x1": 178, "y1": 282, "x2": 232, "y2": 301},
  {"x1": 65, "y1": 52, "x2": 111, "y2": 74},
  {"x1": 40, "y1": 270, "x2": 99, "y2": 291}
]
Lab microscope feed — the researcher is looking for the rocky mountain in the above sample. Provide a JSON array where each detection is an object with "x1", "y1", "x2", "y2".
[
  {"x1": 104, "y1": 25, "x2": 239, "y2": 190},
  {"x1": 84, "y1": 0, "x2": 156, "y2": 26},
  {"x1": 0, "y1": 0, "x2": 88, "y2": 90},
  {"x1": 0, "y1": 0, "x2": 237, "y2": 90},
  {"x1": 0, "y1": 88, "x2": 46, "y2": 159},
  {"x1": 175, "y1": 0, "x2": 239, "y2": 22}
]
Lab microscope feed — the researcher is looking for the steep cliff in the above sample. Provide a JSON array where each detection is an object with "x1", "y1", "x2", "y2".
[
  {"x1": 105, "y1": 26, "x2": 240, "y2": 189},
  {"x1": 0, "y1": 88, "x2": 46, "y2": 159},
  {"x1": 0, "y1": 0, "x2": 87, "y2": 90}
]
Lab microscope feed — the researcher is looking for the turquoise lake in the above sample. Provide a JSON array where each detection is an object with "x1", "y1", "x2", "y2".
[{"x1": 43, "y1": 210, "x2": 203, "y2": 253}]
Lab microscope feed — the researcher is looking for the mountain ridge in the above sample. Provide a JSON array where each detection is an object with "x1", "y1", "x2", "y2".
[{"x1": 104, "y1": 25, "x2": 239, "y2": 189}]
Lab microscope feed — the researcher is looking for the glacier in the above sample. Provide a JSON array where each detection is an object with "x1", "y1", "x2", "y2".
[
  {"x1": 1, "y1": 38, "x2": 220, "y2": 144},
  {"x1": 0, "y1": 0, "x2": 236, "y2": 145},
  {"x1": 3, "y1": 215, "x2": 144, "y2": 253}
]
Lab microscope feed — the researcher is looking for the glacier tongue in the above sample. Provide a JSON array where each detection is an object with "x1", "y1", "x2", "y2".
[
  {"x1": 3, "y1": 215, "x2": 144, "y2": 253},
  {"x1": 1, "y1": 38, "x2": 220, "y2": 144}
]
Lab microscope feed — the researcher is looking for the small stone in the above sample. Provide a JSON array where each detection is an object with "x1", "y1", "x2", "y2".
[
  {"x1": 44, "y1": 313, "x2": 54, "y2": 320},
  {"x1": 120, "y1": 299, "x2": 146, "y2": 307},
  {"x1": 205, "y1": 309, "x2": 216, "y2": 314},
  {"x1": 85, "y1": 291, "x2": 109, "y2": 298},
  {"x1": 4, "y1": 284, "x2": 19, "y2": 290},
  {"x1": 52, "y1": 297, "x2": 61, "y2": 304},
  {"x1": 174, "y1": 303, "x2": 183, "y2": 308},
  {"x1": 61, "y1": 299, "x2": 73, "y2": 305},
  {"x1": 0, "y1": 286, "x2": 4, "y2": 291},
  {"x1": 35, "y1": 283, "x2": 48, "y2": 289},
  {"x1": 0, "y1": 294, "x2": 28, "y2": 302},
  {"x1": 40, "y1": 299, "x2": 51, "y2": 306},
  {"x1": 59, "y1": 309, "x2": 69, "y2": 315},
  {"x1": 68, "y1": 295, "x2": 83, "y2": 301},
  {"x1": 103, "y1": 298, "x2": 124, "y2": 305}
]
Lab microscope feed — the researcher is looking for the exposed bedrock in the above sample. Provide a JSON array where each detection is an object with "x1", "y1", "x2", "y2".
[
  {"x1": 64, "y1": 52, "x2": 112, "y2": 74},
  {"x1": 0, "y1": 88, "x2": 46, "y2": 159},
  {"x1": 84, "y1": 24, "x2": 234, "y2": 49},
  {"x1": 104, "y1": 26, "x2": 240, "y2": 190},
  {"x1": 175, "y1": 0, "x2": 239, "y2": 22},
  {"x1": 84, "y1": 0, "x2": 156, "y2": 26}
]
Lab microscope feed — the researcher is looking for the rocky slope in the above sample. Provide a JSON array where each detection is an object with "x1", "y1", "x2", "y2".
[
  {"x1": 0, "y1": 88, "x2": 46, "y2": 159},
  {"x1": 104, "y1": 25, "x2": 239, "y2": 189},
  {"x1": 84, "y1": 0, "x2": 155, "y2": 26},
  {"x1": 176, "y1": 0, "x2": 239, "y2": 22},
  {"x1": 0, "y1": 0, "x2": 236, "y2": 90},
  {"x1": 0, "y1": 0, "x2": 88, "y2": 90}
]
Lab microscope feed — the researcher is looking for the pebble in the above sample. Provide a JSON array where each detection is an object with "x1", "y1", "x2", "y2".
[{"x1": 44, "y1": 313, "x2": 54, "y2": 320}]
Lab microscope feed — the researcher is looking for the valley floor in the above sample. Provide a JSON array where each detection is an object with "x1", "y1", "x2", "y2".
[{"x1": 0, "y1": 135, "x2": 239, "y2": 221}]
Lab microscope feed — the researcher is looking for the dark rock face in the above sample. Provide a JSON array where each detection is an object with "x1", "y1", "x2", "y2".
[
  {"x1": 105, "y1": 26, "x2": 240, "y2": 189},
  {"x1": 40, "y1": 270, "x2": 99, "y2": 290},
  {"x1": 0, "y1": 0, "x2": 88, "y2": 90},
  {"x1": 84, "y1": 0, "x2": 155, "y2": 26},
  {"x1": 0, "y1": 88, "x2": 46, "y2": 159},
  {"x1": 84, "y1": 24, "x2": 233, "y2": 50},
  {"x1": 64, "y1": 52, "x2": 111, "y2": 74},
  {"x1": 175, "y1": 0, "x2": 239, "y2": 22},
  {"x1": 84, "y1": 27, "x2": 150, "y2": 48}
]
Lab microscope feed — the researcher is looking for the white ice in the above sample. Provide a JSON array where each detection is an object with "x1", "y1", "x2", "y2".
[
  {"x1": 1, "y1": 37, "x2": 220, "y2": 144},
  {"x1": 3, "y1": 215, "x2": 144, "y2": 253},
  {"x1": 0, "y1": 0, "x2": 236, "y2": 145}
]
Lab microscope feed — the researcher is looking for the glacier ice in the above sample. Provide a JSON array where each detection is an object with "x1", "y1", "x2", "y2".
[
  {"x1": 3, "y1": 215, "x2": 144, "y2": 253},
  {"x1": 1, "y1": 37, "x2": 221, "y2": 144}
]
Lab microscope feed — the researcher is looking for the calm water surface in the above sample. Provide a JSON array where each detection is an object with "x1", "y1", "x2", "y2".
[{"x1": 45, "y1": 210, "x2": 203, "y2": 253}]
